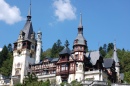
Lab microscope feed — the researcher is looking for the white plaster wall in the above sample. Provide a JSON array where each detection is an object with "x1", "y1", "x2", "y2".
[
  {"x1": 75, "y1": 73, "x2": 84, "y2": 81},
  {"x1": 75, "y1": 62, "x2": 84, "y2": 82},
  {"x1": 38, "y1": 75, "x2": 56, "y2": 81},
  {"x1": 85, "y1": 74, "x2": 99, "y2": 80},
  {"x1": 68, "y1": 74, "x2": 75, "y2": 83},
  {"x1": 84, "y1": 70, "x2": 108, "y2": 81},
  {"x1": 35, "y1": 42, "x2": 41, "y2": 64},
  {"x1": 115, "y1": 67, "x2": 120, "y2": 82},
  {"x1": 56, "y1": 76, "x2": 62, "y2": 84},
  {"x1": 12, "y1": 50, "x2": 35, "y2": 84},
  {"x1": 12, "y1": 55, "x2": 25, "y2": 83},
  {"x1": 116, "y1": 67, "x2": 120, "y2": 75}
]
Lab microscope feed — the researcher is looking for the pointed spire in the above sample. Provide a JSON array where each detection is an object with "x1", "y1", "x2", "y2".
[
  {"x1": 114, "y1": 40, "x2": 117, "y2": 51},
  {"x1": 27, "y1": 0, "x2": 31, "y2": 21},
  {"x1": 112, "y1": 41, "x2": 119, "y2": 65},
  {"x1": 78, "y1": 13, "x2": 83, "y2": 34},
  {"x1": 78, "y1": 13, "x2": 83, "y2": 28},
  {"x1": 28, "y1": 0, "x2": 31, "y2": 16}
]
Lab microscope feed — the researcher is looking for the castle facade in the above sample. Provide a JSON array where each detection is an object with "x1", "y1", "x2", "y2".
[{"x1": 11, "y1": 4, "x2": 122, "y2": 85}]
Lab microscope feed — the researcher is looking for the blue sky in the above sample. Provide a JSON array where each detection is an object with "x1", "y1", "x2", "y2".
[{"x1": 0, "y1": 0, "x2": 130, "y2": 51}]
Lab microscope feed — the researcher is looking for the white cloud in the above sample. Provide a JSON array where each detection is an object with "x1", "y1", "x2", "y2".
[
  {"x1": 53, "y1": 0, "x2": 76, "y2": 21},
  {"x1": 0, "y1": 48, "x2": 2, "y2": 52},
  {"x1": 0, "y1": 0, "x2": 23, "y2": 25}
]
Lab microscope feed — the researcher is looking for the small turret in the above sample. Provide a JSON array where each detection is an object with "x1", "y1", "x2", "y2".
[
  {"x1": 35, "y1": 30, "x2": 42, "y2": 64},
  {"x1": 73, "y1": 13, "x2": 87, "y2": 51},
  {"x1": 112, "y1": 41, "x2": 120, "y2": 83},
  {"x1": 11, "y1": 1, "x2": 36, "y2": 85},
  {"x1": 112, "y1": 42, "x2": 119, "y2": 66}
]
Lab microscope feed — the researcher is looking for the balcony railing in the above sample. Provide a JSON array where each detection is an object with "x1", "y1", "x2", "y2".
[
  {"x1": 85, "y1": 69, "x2": 106, "y2": 75},
  {"x1": 38, "y1": 74, "x2": 56, "y2": 79}
]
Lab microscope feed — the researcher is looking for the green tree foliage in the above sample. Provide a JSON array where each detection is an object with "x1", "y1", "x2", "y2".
[
  {"x1": 99, "y1": 43, "x2": 130, "y2": 83},
  {"x1": 0, "y1": 44, "x2": 13, "y2": 77},
  {"x1": 70, "y1": 80, "x2": 82, "y2": 86},
  {"x1": 105, "y1": 49, "x2": 113, "y2": 58},
  {"x1": 23, "y1": 73, "x2": 38, "y2": 85},
  {"x1": 7, "y1": 43, "x2": 13, "y2": 53},
  {"x1": 99, "y1": 46, "x2": 106, "y2": 57},
  {"x1": 0, "y1": 52, "x2": 13, "y2": 77},
  {"x1": 41, "y1": 48, "x2": 52, "y2": 60},
  {"x1": 64, "y1": 40, "x2": 69, "y2": 47},
  {"x1": 51, "y1": 39, "x2": 64, "y2": 57},
  {"x1": 120, "y1": 51, "x2": 130, "y2": 73},
  {"x1": 0, "y1": 45, "x2": 9, "y2": 67},
  {"x1": 107, "y1": 43, "x2": 114, "y2": 52},
  {"x1": 124, "y1": 71, "x2": 130, "y2": 83},
  {"x1": 60, "y1": 80, "x2": 82, "y2": 86},
  {"x1": 15, "y1": 74, "x2": 50, "y2": 86},
  {"x1": 56, "y1": 39, "x2": 64, "y2": 52},
  {"x1": 99, "y1": 43, "x2": 114, "y2": 58}
]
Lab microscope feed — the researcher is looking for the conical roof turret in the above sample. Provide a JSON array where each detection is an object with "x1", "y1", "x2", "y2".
[
  {"x1": 21, "y1": 1, "x2": 34, "y2": 40},
  {"x1": 112, "y1": 42, "x2": 119, "y2": 66},
  {"x1": 73, "y1": 13, "x2": 87, "y2": 46}
]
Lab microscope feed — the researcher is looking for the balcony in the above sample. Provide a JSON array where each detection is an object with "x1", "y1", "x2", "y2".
[
  {"x1": 85, "y1": 70, "x2": 106, "y2": 75},
  {"x1": 60, "y1": 70, "x2": 69, "y2": 74},
  {"x1": 81, "y1": 80, "x2": 108, "y2": 86},
  {"x1": 38, "y1": 74, "x2": 56, "y2": 79},
  {"x1": 69, "y1": 70, "x2": 75, "y2": 74},
  {"x1": 85, "y1": 70, "x2": 101, "y2": 75}
]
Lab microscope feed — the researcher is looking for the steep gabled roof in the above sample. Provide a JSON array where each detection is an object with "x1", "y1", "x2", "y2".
[
  {"x1": 44, "y1": 57, "x2": 53, "y2": 62},
  {"x1": 75, "y1": 34, "x2": 86, "y2": 45},
  {"x1": 59, "y1": 47, "x2": 71, "y2": 55},
  {"x1": 103, "y1": 58, "x2": 114, "y2": 68},
  {"x1": 22, "y1": 21, "x2": 33, "y2": 40},
  {"x1": 73, "y1": 13, "x2": 86, "y2": 46},
  {"x1": 86, "y1": 51, "x2": 101, "y2": 65},
  {"x1": 21, "y1": 2, "x2": 34, "y2": 40},
  {"x1": 51, "y1": 58, "x2": 59, "y2": 62}
]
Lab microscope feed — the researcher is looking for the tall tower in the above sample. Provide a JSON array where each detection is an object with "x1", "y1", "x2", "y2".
[
  {"x1": 35, "y1": 31, "x2": 42, "y2": 64},
  {"x1": 68, "y1": 13, "x2": 87, "y2": 82},
  {"x1": 112, "y1": 42, "x2": 120, "y2": 82},
  {"x1": 11, "y1": 2, "x2": 36, "y2": 84}
]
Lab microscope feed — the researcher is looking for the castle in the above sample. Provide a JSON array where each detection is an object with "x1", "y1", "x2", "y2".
[{"x1": 11, "y1": 3, "x2": 123, "y2": 85}]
